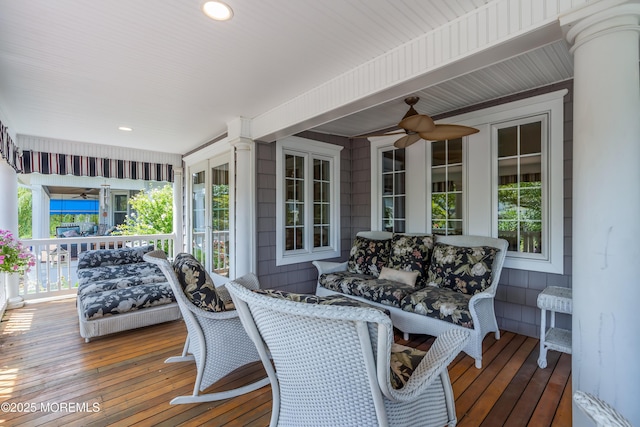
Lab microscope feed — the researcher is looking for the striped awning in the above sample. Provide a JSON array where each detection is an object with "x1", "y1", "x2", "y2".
[
  {"x1": 0, "y1": 121, "x2": 21, "y2": 172},
  {"x1": 21, "y1": 150, "x2": 173, "y2": 182}
]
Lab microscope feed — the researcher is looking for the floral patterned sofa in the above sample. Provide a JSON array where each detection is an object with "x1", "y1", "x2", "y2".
[
  {"x1": 313, "y1": 231, "x2": 508, "y2": 368},
  {"x1": 76, "y1": 245, "x2": 181, "y2": 342}
]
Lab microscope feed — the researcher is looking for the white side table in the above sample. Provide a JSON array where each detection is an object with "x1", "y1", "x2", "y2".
[{"x1": 537, "y1": 286, "x2": 572, "y2": 368}]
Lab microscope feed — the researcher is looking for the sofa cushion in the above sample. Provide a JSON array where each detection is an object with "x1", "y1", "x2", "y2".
[
  {"x1": 319, "y1": 272, "x2": 417, "y2": 308},
  {"x1": 426, "y1": 243, "x2": 498, "y2": 295},
  {"x1": 77, "y1": 262, "x2": 164, "y2": 285},
  {"x1": 379, "y1": 267, "x2": 419, "y2": 287},
  {"x1": 400, "y1": 286, "x2": 474, "y2": 328},
  {"x1": 386, "y1": 234, "x2": 434, "y2": 287},
  {"x1": 390, "y1": 343, "x2": 427, "y2": 390},
  {"x1": 77, "y1": 272, "x2": 168, "y2": 297},
  {"x1": 173, "y1": 253, "x2": 226, "y2": 312},
  {"x1": 78, "y1": 282, "x2": 175, "y2": 320},
  {"x1": 77, "y1": 245, "x2": 155, "y2": 270},
  {"x1": 347, "y1": 236, "x2": 390, "y2": 277}
]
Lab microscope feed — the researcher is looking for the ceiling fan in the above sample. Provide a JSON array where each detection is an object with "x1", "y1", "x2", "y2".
[
  {"x1": 357, "y1": 96, "x2": 479, "y2": 148},
  {"x1": 73, "y1": 190, "x2": 98, "y2": 200}
]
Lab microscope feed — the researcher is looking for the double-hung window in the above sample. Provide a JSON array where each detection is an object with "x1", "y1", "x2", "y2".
[
  {"x1": 495, "y1": 117, "x2": 545, "y2": 255},
  {"x1": 276, "y1": 136, "x2": 342, "y2": 265}
]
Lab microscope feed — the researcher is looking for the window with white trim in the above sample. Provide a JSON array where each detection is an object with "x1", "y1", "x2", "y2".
[
  {"x1": 276, "y1": 136, "x2": 342, "y2": 266},
  {"x1": 495, "y1": 117, "x2": 545, "y2": 256}
]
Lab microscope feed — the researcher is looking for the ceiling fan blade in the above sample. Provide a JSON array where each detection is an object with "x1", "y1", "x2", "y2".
[
  {"x1": 398, "y1": 114, "x2": 435, "y2": 133},
  {"x1": 393, "y1": 133, "x2": 421, "y2": 148},
  {"x1": 353, "y1": 130, "x2": 406, "y2": 138},
  {"x1": 419, "y1": 124, "x2": 479, "y2": 141}
]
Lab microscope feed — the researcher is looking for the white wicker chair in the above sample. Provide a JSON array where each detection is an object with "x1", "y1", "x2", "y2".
[
  {"x1": 574, "y1": 391, "x2": 632, "y2": 427},
  {"x1": 143, "y1": 251, "x2": 269, "y2": 404},
  {"x1": 227, "y1": 273, "x2": 471, "y2": 427}
]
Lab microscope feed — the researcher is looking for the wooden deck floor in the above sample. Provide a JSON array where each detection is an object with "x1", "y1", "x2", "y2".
[{"x1": 0, "y1": 298, "x2": 572, "y2": 426}]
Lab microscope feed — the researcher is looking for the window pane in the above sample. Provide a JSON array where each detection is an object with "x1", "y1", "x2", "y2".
[
  {"x1": 498, "y1": 158, "x2": 518, "y2": 186},
  {"x1": 394, "y1": 220, "x2": 405, "y2": 233},
  {"x1": 383, "y1": 174, "x2": 393, "y2": 195},
  {"x1": 498, "y1": 126, "x2": 517, "y2": 157},
  {"x1": 448, "y1": 138, "x2": 463, "y2": 164},
  {"x1": 448, "y1": 193, "x2": 463, "y2": 219},
  {"x1": 520, "y1": 188, "x2": 542, "y2": 221},
  {"x1": 115, "y1": 195, "x2": 128, "y2": 211},
  {"x1": 449, "y1": 220, "x2": 463, "y2": 235},
  {"x1": 521, "y1": 122, "x2": 541, "y2": 155},
  {"x1": 383, "y1": 150, "x2": 394, "y2": 172},
  {"x1": 520, "y1": 222, "x2": 542, "y2": 253},
  {"x1": 448, "y1": 165, "x2": 462, "y2": 192},
  {"x1": 432, "y1": 194, "x2": 447, "y2": 219},
  {"x1": 394, "y1": 148, "x2": 406, "y2": 169},
  {"x1": 432, "y1": 167, "x2": 446, "y2": 192},
  {"x1": 521, "y1": 155, "x2": 541, "y2": 185},
  {"x1": 285, "y1": 228, "x2": 294, "y2": 251},
  {"x1": 295, "y1": 180, "x2": 304, "y2": 202},
  {"x1": 498, "y1": 223, "x2": 518, "y2": 251},
  {"x1": 394, "y1": 196, "x2": 405, "y2": 218},
  {"x1": 498, "y1": 189, "x2": 518, "y2": 220},
  {"x1": 395, "y1": 172, "x2": 405, "y2": 194},
  {"x1": 432, "y1": 140, "x2": 446, "y2": 166},
  {"x1": 432, "y1": 220, "x2": 447, "y2": 235}
]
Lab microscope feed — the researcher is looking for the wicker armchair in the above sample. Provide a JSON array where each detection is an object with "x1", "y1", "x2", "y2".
[
  {"x1": 143, "y1": 251, "x2": 269, "y2": 404},
  {"x1": 227, "y1": 273, "x2": 471, "y2": 427}
]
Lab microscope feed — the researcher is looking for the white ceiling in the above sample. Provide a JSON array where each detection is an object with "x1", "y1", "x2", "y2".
[{"x1": 0, "y1": 0, "x2": 573, "y2": 155}]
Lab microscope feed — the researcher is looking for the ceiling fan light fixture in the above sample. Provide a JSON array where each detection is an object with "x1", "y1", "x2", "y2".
[{"x1": 202, "y1": 1, "x2": 234, "y2": 21}]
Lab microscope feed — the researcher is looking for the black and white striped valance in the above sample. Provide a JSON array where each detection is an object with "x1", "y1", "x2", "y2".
[
  {"x1": 21, "y1": 150, "x2": 174, "y2": 182},
  {"x1": 0, "y1": 121, "x2": 21, "y2": 172}
]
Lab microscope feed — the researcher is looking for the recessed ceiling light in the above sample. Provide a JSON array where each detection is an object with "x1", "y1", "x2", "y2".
[
  {"x1": 118, "y1": 126, "x2": 133, "y2": 132},
  {"x1": 202, "y1": 1, "x2": 233, "y2": 21}
]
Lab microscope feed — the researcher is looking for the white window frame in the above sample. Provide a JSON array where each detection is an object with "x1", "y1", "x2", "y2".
[{"x1": 276, "y1": 136, "x2": 342, "y2": 266}]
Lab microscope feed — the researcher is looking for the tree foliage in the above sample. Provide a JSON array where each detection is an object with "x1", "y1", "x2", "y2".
[
  {"x1": 17, "y1": 187, "x2": 33, "y2": 238},
  {"x1": 115, "y1": 184, "x2": 173, "y2": 235}
]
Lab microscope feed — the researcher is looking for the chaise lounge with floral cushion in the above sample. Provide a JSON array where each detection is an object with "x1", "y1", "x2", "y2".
[
  {"x1": 76, "y1": 245, "x2": 181, "y2": 342},
  {"x1": 313, "y1": 231, "x2": 508, "y2": 368}
]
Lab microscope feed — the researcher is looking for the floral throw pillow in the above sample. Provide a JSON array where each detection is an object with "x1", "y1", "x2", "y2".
[
  {"x1": 347, "y1": 236, "x2": 391, "y2": 277},
  {"x1": 173, "y1": 253, "x2": 226, "y2": 312},
  {"x1": 426, "y1": 243, "x2": 498, "y2": 295},
  {"x1": 386, "y1": 234, "x2": 434, "y2": 287}
]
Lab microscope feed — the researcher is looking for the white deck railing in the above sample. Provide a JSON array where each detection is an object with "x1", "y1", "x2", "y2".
[{"x1": 20, "y1": 234, "x2": 176, "y2": 301}]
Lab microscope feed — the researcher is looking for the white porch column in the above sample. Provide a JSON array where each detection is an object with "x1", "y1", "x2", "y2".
[
  {"x1": 172, "y1": 167, "x2": 184, "y2": 253},
  {"x1": 0, "y1": 160, "x2": 23, "y2": 309},
  {"x1": 561, "y1": 1, "x2": 640, "y2": 424},
  {"x1": 31, "y1": 184, "x2": 49, "y2": 238},
  {"x1": 228, "y1": 117, "x2": 256, "y2": 278}
]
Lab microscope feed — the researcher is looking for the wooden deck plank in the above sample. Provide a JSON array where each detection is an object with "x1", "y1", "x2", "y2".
[{"x1": 0, "y1": 299, "x2": 571, "y2": 426}]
